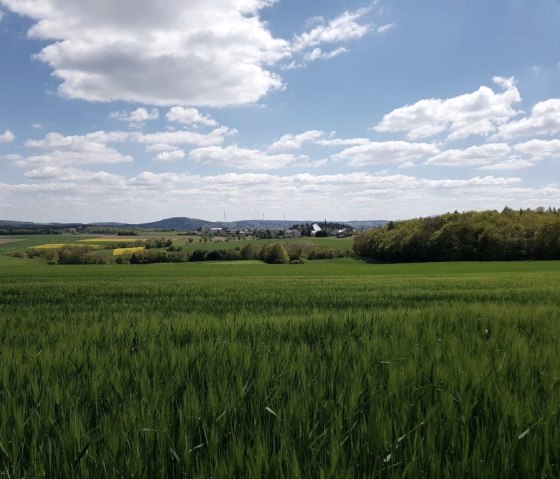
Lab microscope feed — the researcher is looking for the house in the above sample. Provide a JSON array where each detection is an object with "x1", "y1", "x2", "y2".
[{"x1": 311, "y1": 223, "x2": 322, "y2": 236}]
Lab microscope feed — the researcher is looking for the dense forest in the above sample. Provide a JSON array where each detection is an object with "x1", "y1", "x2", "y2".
[{"x1": 353, "y1": 208, "x2": 560, "y2": 262}]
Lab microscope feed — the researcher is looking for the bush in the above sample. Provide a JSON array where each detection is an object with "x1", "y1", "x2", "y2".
[
  {"x1": 241, "y1": 243, "x2": 260, "y2": 260},
  {"x1": 189, "y1": 249, "x2": 208, "y2": 262},
  {"x1": 206, "y1": 250, "x2": 224, "y2": 261},
  {"x1": 260, "y1": 243, "x2": 289, "y2": 264}
]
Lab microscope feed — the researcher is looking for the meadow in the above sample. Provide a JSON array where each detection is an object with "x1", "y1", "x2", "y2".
[{"x1": 0, "y1": 236, "x2": 559, "y2": 477}]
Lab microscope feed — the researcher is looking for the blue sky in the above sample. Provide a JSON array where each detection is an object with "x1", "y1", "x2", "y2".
[{"x1": 0, "y1": 0, "x2": 559, "y2": 223}]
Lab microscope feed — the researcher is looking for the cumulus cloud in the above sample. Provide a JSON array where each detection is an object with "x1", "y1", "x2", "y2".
[
  {"x1": 426, "y1": 143, "x2": 511, "y2": 167},
  {"x1": 332, "y1": 141, "x2": 439, "y2": 166},
  {"x1": 19, "y1": 132, "x2": 133, "y2": 167},
  {"x1": 423, "y1": 139, "x2": 560, "y2": 169},
  {"x1": 495, "y1": 99, "x2": 560, "y2": 139},
  {"x1": 154, "y1": 150, "x2": 185, "y2": 162},
  {"x1": 0, "y1": 2, "x2": 383, "y2": 106},
  {"x1": 268, "y1": 130, "x2": 371, "y2": 152},
  {"x1": 513, "y1": 139, "x2": 560, "y2": 161},
  {"x1": 4, "y1": 126, "x2": 235, "y2": 169},
  {"x1": 0, "y1": 130, "x2": 15, "y2": 143},
  {"x1": 316, "y1": 137, "x2": 370, "y2": 147},
  {"x1": 269, "y1": 130, "x2": 325, "y2": 152},
  {"x1": 0, "y1": 0, "x2": 288, "y2": 106},
  {"x1": 166, "y1": 107, "x2": 218, "y2": 127},
  {"x1": 478, "y1": 159, "x2": 535, "y2": 171},
  {"x1": 110, "y1": 107, "x2": 159, "y2": 125},
  {"x1": 190, "y1": 145, "x2": 296, "y2": 170},
  {"x1": 24, "y1": 166, "x2": 124, "y2": 184},
  {"x1": 135, "y1": 126, "x2": 235, "y2": 149},
  {"x1": 375, "y1": 77, "x2": 521, "y2": 141}
]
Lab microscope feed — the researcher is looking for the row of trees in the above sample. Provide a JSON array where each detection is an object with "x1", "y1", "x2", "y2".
[
  {"x1": 353, "y1": 208, "x2": 560, "y2": 262},
  {"x1": 23, "y1": 241, "x2": 355, "y2": 265},
  {"x1": 177, "y1": 241, "x2": 354, "y2": 264}
]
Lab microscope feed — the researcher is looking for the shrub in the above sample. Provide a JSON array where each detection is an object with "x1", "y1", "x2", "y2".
[
  {"x1": 241, "y1": 243, "x2": 260, "y2": 260},
  {"x1": 261, "y1": 243, "x2": 289, "y2": 264}
]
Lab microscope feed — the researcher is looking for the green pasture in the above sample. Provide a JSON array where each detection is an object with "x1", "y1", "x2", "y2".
[
  {"x1": 0, "y1": 242, "x2": 559, "y2": 477},
  {"x1": 0, "y1": 233, "x2": 354, "y2": 256}
]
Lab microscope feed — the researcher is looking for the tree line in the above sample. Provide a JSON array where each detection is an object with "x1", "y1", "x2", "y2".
[
  {"x1": 21, "y1": 240, "x2": 355, "y2": 265},
  {"x1": 353, "y1": 208, "x2": 560, "y2": 262}
]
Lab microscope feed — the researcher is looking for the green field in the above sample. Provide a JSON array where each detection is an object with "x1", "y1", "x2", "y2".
[{"x1": 0, "y1": 236, "x2": 559, "y2": 477}]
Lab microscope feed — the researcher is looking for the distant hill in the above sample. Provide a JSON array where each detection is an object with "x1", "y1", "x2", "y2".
[
  {"x1": 135, "y1": 217, "x2": 211, "y2": 230},
  {"x1": 135, "y1": 217, "x2": 388, "y2": 230},
  {"x1": 346, "y1": 220, "x2": 389, "y2": 230},
  {"x1": 0, "y1": 216, "x2": 389, "y2": 231}
]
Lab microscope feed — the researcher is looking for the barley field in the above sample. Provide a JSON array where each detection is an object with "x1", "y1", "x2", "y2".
[{"x1": 0, "y1": 250, "x2": 559, "y2": 477}]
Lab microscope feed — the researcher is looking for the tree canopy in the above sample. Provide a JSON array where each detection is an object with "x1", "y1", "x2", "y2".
[{"x1": 353, "y1": 208, "x2": 560, "y2": 263}]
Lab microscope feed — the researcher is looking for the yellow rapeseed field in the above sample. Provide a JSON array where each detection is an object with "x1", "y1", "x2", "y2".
[
  {"x1": 113, "y1": 247, "x2": 146, "y2": 256},
  {"x1": 31, "y1": 244, "x2": 71, "y2": 249}
]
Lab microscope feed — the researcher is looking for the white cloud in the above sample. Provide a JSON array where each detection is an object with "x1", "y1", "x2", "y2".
[
  {"x1": 375, "y1": 77, "x2": 521, "y2": 141},
  {"x1": 332, "y1": 141, "x2": 439, "y2": 166},
  {"x1": 376, "y1": 23, "x2": 395, "y2": 34},
  {"x1": 316, "y1": 137, "x2": 369, "y2": 147},
  {"x1": 0, "y1": 0, "x2": 288, "y2": 107},
  {"x1": 190, "y1": 145, "x2": 296, "y2": 170},
  {"x1": 268, "y1": 130, "x2": 372, "y2": 152},
  {"x1": 166, "y1": 107, "x2": 217, "y2": 127},
  {"x1": 292, "y1": 8, "x2": 370, "y2": 52},
  {"x1": 495, "y1": 99, "x2": 560, "y2": 139},
  {"x1": 110, "y1": 107, "x2": 159, "y2": 124},
  {"x1": 135, "y1": 126, "x2": 235, "y2": 149},
  {"x1": 269, "y1": 130, "x2": 324, "y2": 152},
  {"x1": 280, "y1": 60, "x2": 306, "y2": 71},
  {"x1": 399, "y1": 161, "x2": 415, "y2": 168},
  {"x1": 4, "y1": 127, "x2": 234, "y2": 168},
  {"x1": 285, "y1": 7, "x2": 372, "y2": 66},
  {"x1": 513, "y1": 139, "x2": 560, "y2": 161},
  {"x1": 154, "y1": 149, "x2": 185, "y2": 162},
  {"x1": 478, "y1": 159, "x2": 535, "y2": 171},
  {"x1": 0, "y1": 130, "x2": 15, "y2": 143},
  {"x1": 304, "y1": 47, "x2": 347, "y2": 62},
  {"x1": 425, "y1": 143, "x2": 511, "y2": 167},
  {"x1": 424, "y1": 139, "x2": 560, "y2": 169},
  {"x1": 144, "y1": 143, "x2": 178, "y2": 153},
  {"x1": 24, "y1": 166, "x2": 124, "y2": 184},
  {"x1": 20, "y1": 132, "x2": 133, "y2": 167}
]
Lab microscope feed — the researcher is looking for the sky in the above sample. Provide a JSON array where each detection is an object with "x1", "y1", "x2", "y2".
[{"x1": 0, "y1": 0, "x2": 559, "y2": 223}]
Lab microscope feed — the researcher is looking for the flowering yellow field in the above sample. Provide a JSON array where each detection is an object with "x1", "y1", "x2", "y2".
[
  {"x1": 30, "y1": 243, "x2": 104, "y2": 250},
  {"x1": 31, "y1": 244, "x2": 71, "y2": 249},
  {"x1": 112, "y1": 247, "x2": 146, "y2": 256}
]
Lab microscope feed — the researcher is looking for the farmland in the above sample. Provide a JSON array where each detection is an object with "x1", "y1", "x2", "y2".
[{"x1": 0, "y1": 236, "x2": 559, "y2": 477}]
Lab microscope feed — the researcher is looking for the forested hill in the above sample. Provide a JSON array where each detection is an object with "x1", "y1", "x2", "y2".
[{"x1": 353, "y1": 208, "x2": 560, "y2": 262}]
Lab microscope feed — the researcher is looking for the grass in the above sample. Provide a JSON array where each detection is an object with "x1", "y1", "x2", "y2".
[
  {"x1": 0, "y1": 238, "x2": 559, "y2": 477},
  {"x1": 79, "y1": 238, "x2": 142, "y2": 243}
]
